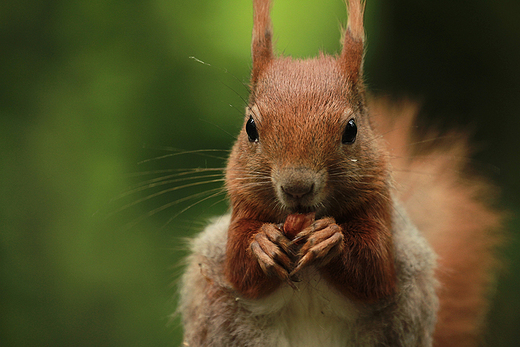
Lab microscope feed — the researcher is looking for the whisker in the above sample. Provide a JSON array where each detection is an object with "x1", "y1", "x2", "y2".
[
  {"x1": 198, "y1": 117, "x2": 237, "y2": 138},
  {"x1": 116, "y1": 173, "x2": 225, "y2": 200},
  {"x1": 109, "y1": 179, "x2": 225, "y2": 217},
  {"x1": 160, "y1": 188, "x2": 228, "y2": 230},
  {"x1": 141, "y1": 145, "x2": 230, "y2": 154},
  {"x1": 228, "y1": 177, "x2": 268, "y2": 184},
  {"x1": 229, "y1": 103, "x2": 246, "y2": 117},
  {"x1": 220, "y1": 81, "x2": 248, "y2": 110},
  {"x1": 138, "y1": 148, "x2": 229, "y2": 165},
  {"x1": 124, "y1": 187, "x2": 225, "y2": 230},
  {"x1": 133, "y1": 171, "x2": 223, "y2": 187},
  {"x1": 206, "y1": 196, "x2": 230, "y2": 211},
  {"x1": 126, "y1": 167, "x2": 226, "y2": 178}
]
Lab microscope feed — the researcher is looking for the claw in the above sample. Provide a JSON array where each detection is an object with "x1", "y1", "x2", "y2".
[
  {"x1": 290, "y1": 232, "x2": 309, "y2": 245},
  {"x1": 250, "y1": 224, "x2": 299, "y2": 290},
  {"x1": 290, "y1": 251, "x2": 314, "y2": 276},
  {"x1": 285, "y1": 278, "x2": 298, "y2": 290},
  {"x1": 291, "y1": 222, "x2": 345, "y2": 275},
  {"x1": 264, "y1": 225, "x2": 293, "y2": 256},
  {"x1": 290, "y1": 224, "x2": 316, "y2": 245}
]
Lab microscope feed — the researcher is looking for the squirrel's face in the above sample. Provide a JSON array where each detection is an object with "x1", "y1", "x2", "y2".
[{"x1": 226, "y1": 57, "x2": 389, "y2": 222}]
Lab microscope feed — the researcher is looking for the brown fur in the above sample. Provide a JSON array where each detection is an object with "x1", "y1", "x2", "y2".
[{"x1": 370, "y1": 98, "x2": 503, "y2": 346}]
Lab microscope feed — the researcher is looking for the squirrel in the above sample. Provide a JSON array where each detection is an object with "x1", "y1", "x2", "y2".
[{"x1": 179, "y1": 0, "x2": 502, "y2": 346}]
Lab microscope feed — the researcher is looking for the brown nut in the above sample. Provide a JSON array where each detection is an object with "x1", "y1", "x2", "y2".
[{"x1": 283, "y1": 212, "x2": 316, "y2": 239}]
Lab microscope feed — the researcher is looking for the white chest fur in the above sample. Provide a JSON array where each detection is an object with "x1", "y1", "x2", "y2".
[{"x1": 240, "y1": 268, "x2": 361, "y2": 347}]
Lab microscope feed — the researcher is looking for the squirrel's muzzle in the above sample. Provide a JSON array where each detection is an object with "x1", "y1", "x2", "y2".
[{"x1": 272, "y1": 167, "x2": 326, "y2": 211}]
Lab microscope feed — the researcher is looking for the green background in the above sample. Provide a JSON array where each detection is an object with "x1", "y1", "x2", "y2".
[{"x1": 1, "y1": 0, "x2": 519, "y2": 345}]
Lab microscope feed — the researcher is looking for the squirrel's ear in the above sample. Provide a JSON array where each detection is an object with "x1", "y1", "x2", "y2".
[
  {"x1": 339, "y1": 0, "x2": 365, "y2": 85},
  {"x1": 251, "y1": 0, "x2": 274, "y2": 84}
]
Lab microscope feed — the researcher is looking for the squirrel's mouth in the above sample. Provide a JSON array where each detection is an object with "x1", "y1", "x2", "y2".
[
  {"x1": 275, "y1": 184, "x2": 327, "y2": 217},
  {"x1": 290, "y1": 204, "x2": 316, "y2": 215},
  {"x1": 277, "y1": 190, "x2": 320, "y2": 213},
  {"x1": 281, "y1": 197, "x2": 328, "y2": 217}
]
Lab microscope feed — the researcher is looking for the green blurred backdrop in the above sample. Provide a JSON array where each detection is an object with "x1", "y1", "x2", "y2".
[{"x1": 1, "y1": 0, "x2": 519, "y2": 346}]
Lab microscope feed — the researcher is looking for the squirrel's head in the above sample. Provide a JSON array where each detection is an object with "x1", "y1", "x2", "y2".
[{"x1": 226, "y1": 0, "x2": 390, "y2": 222}]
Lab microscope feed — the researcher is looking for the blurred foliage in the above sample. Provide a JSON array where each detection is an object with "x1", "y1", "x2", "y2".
[{"x1": 0, "y1": 0, "x2": 519, "y2": 346}]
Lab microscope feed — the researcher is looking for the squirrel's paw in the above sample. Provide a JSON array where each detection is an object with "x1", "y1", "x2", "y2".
[
  {"x1": 250, "y1": 224, "x2": 297, "y2": 289},
  {"x1": 291, "y1": 218, "x2": 345, "y2": 276}
]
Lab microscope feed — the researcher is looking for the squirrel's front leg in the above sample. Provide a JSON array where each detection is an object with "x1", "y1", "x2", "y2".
[
  {"x1": 224, "y1": 218, "x2": 294, "y2": 299},
  {"x1": 292, "y1": 216, "x2": 396, "y2": 302}
]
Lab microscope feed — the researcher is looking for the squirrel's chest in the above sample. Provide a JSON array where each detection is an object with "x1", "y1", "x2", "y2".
[{"x1": 242, "y1": 268, "x2": 361, "y2": 347}]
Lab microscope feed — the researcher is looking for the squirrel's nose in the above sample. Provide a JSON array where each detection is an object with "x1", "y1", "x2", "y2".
[
  {"x1": 274, "y1": 167, "x2": 323, "y2": 207},
  {"x1": 281, "y1": 181, "x2": 314, "y2": 199}
]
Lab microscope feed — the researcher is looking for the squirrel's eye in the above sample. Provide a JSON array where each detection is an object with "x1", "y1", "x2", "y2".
[
  {"x1": 342, "y1": 119, "x2": 357, "y2": 144},
  {"x1": 246, "y1": 116, "x2": 259, "y2": 143}
]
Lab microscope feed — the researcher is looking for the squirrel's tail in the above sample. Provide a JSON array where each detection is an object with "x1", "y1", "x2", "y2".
[{"x1": 370, "y1": 97, "x2": 503, "y2": 347}]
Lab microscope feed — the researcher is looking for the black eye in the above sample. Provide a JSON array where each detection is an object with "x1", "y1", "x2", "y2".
[
  {"x1": 246, "y1": 116, "x2": 259, "y2": 143},
  {"x1": 342, "y1": 119, "x2": 357, "y2": 144}
]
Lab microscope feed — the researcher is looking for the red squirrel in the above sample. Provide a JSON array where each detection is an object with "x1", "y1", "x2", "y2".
[{"x1": 179, "y1": 1, "x2": 502, "y2": 346}]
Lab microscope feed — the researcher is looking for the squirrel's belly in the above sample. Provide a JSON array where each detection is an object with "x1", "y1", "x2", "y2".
[{"x1": 242, "y1": 268, "x2": 361, "y2": 347}]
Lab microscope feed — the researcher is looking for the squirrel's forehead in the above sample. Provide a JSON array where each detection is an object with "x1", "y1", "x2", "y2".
[
  {"x1": 250, "y1": 61, "x2": 352, "y2": 114},
  {"x1": 256, "y1": 60, "x2": 348, "y2": 94},
  {"x1": 248, "y1": 59, "x2": 356, "y2": 127},
  {"x1": 249, "y1": 96, "x2": 351, "y2": 125}
]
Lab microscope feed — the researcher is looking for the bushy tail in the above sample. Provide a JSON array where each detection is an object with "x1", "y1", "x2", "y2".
[{"x1": 370, "y1": 97, "x2": 503, "y2": 347}]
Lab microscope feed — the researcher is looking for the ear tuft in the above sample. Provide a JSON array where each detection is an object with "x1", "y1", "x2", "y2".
[
  {"x1": 251, "y1": 0, "x2": 274, "y2": 84},
  {"x1": 346, "y1": 0, "x2": 365, "y2": 42},
  {"x1": 339, "y1": 0, "x2": 365, "y2": 84}
]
